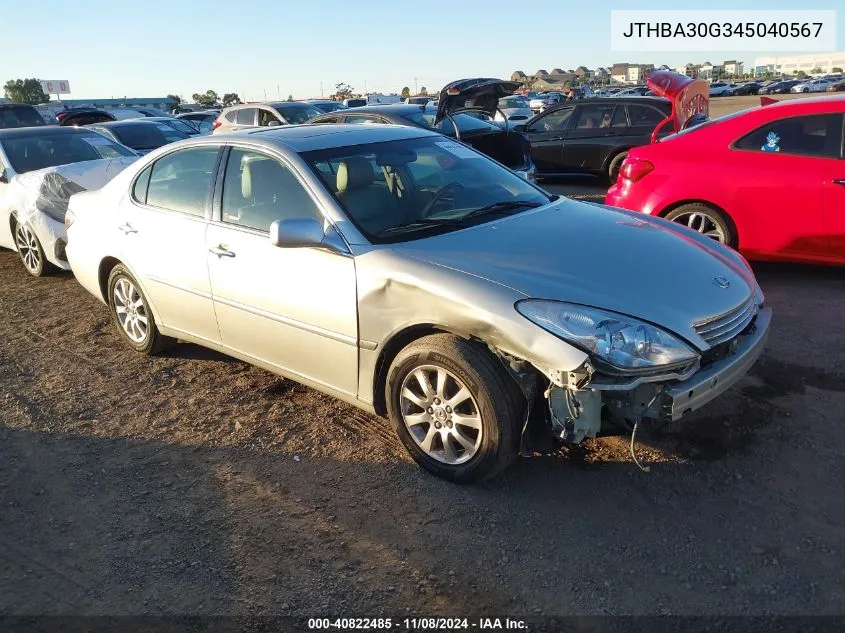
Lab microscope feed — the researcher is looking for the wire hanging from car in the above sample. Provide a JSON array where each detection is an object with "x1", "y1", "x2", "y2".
[{"x1": 630, "y1": 392, "x2": 660, "y2": 473}]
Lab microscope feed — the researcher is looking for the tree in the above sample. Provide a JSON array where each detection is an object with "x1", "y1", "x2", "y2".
[
  {"x1": 419, "y1": 86, "x2": 428, "y2": 96},
  {"x1": 167, "y1": 94, "x2": 182, "y2": 106},
  {"x1": 833, "y1": 67, "x2": 843, "y2": 73},
  {"x1": 3, "y1": 78, "x2": 50, "y2": 105},
  {"x1": 811, "y1": 66, "x2": 823, "y2": 74},
  {"x1": 334, "y1": 82, "x2": 354, "y2": 101},
  {"x1": 192, "y1": 90, "x2": 220, "y2": 107},
  {"x1": 795, "y1": 70, "x2": 807, "y2": 78},
  {"x1": 287, "y1": 94, "x2": 294, "y2": 102},
  {"x1": 221, "y1": 93, "x2": 241, "y2": 107},
  {"x1": 401, "y1": 86, "x2": 411, "y2": 99}
]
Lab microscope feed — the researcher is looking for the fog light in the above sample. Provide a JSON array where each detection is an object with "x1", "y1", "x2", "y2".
[{"x1": 54, "y1": 239, "x2": 67, "y2": 262}]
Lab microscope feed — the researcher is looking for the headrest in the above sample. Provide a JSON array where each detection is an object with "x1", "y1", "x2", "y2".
[
  {"x1": 337, "y1": 157, "x2": 374, "y2": 193},
  {"x1": 241, "y1": 158, "x2": 281, "y2": 199}
]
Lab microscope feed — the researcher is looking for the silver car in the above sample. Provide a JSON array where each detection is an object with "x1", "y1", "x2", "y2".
[{"x1": 65, "y1": 124, "x2": 771, "y2": 483}]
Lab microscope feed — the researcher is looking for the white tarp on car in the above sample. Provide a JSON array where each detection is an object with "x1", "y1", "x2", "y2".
[{"x1": 2, "y1": 156, "x2": 138, "y2": 269}]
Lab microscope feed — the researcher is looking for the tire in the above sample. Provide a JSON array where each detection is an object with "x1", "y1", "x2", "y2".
[
  {"x1": 664, "y1": 203, "x2": 737, "y2": 248},
  {"x1": 606, "y1": 151, "x2": 628, "y2": 185},
  {"x1": 13, "y1": 220, "x2": 56, "y2": 277},
  {"x1": 385, "y1": 334, "x2": 523, "y2": 483},
  {"x1": 107, "y1": 264, "x2": 176, "y2": 355}
]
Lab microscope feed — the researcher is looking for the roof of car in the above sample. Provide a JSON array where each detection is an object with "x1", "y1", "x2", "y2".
[
  {"x1": 88, "y1": 120, "x2": 167, "y2": 129},
  {"x1": 765, "y1": 94, "x2": 845, "y2": 108},
  {"x1": 325, "y1": 104, "x2": 432, "y2": 117},
  {"x1": 217, "y1": 122, "x2": 435, "y2": 152},
  {"x1": 0, "y1": 126, "x2": 93, "y2": 139}
]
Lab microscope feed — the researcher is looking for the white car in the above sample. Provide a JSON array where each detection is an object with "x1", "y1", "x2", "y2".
[
  {"x1": 791, "y1": 77, "x2": 838, "y2": 93},
  {"x1": 0, "y1": 127, "x2": 137, "y2": 276},
  {"x1": 708, "y1": 82, "x2": 736, "y2": 97},
  {"x1": 494, "y1": 96, "x2": 533, "y2": 126},
  {"x1": 529, "y1": 93, "x2": 564, "y2": 112}
]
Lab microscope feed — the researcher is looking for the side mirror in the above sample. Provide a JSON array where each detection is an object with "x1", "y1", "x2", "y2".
[
  {"x1": 267, "y1": 120, "x2": 281, "y2": 127},
  {"x1": 270, "y1": 218, "x2": 325, "y2": 248},
  {"x1": 0, "y1": 169, "x2": 7, "y2": 184},
  {"x1": 511, "y1": 124, "x2": 527, "y2": 133}
]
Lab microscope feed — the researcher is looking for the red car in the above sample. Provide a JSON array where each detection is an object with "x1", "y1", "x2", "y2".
[{"x1": 605, "y1": 95, "x2": 845, "y2": 265}]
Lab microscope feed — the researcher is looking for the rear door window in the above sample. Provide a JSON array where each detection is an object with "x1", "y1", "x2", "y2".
[
  {"x1": 734, "y1": 114, "x2": 843, "y2": 158},
  {"x1": 572, "y1": 104, "x2": 619, "y2": 130},
  {"x1": 235, "y1": 108, "x2": 257, "y2": 126},
  {"x1": 627, "y1": 104, "x2": 666, "y2": 127},
  {"x1": 258, "y1": 109, "x2": 282, "y2": 126},
  {"x1": 145, "y1": 146, "x2": 220, "y2": 216}
]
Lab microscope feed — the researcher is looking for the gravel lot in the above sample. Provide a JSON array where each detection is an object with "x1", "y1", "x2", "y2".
[{"x1": 1, "y1": 92, "x2": 843, "y2": 623}]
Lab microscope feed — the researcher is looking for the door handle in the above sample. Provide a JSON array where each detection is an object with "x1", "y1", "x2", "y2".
[
  {"x1": 833, "y1": 179, "x2": 845, "y2": 186},
  {"x1": 118, "y1": 223, "x2": 138, "y2": 234},
  {"x1": 209, "y1": 245, "x2": 236, "y2": 258}
]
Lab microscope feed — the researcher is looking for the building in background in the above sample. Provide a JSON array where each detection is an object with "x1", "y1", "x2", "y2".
[
  {"x1": 754, "y1": 52, "x2": 845, "y2": 76},
  {"x1": 723, "y1": 60, "x2": 744, "y2": 76}
]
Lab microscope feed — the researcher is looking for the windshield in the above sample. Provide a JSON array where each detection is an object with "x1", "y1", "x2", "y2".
[
  {"x1": 499, "y1": 97, "x2": 528, "y2": 109},
  {"x1": 109, "y1": 124, "x2": 187, "y2": 150},
  {"x1": 0, "y1": 105, "x2": 46, "y2": 129},
  {"x1": 303, "y1": 136, "x2": 551, "y2": 243},
  {"x1": 400, "y1": 109, "x2": 502, "y2": 135},
  {"x1": 1, "y1": 131, "x2": 135, "y2": 174},
  {"x1": 274, "y1": 104, "x2": 322, "y2": 124}
]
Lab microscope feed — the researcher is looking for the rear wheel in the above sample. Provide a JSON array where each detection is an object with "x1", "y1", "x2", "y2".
[
  {"x1": 606, "y1": 151, "x2": 628, "y2": 184},
  {"x1": 107, "y1": 264, "x2": 176, "y2": 355},
  {"x1": 14, "y1": 221, "x2": 56, "y2": 277},
  {"x1": 385, "y1": 334, "x2": 523, "y2": 483},
  {"x1": 664, "y1": 203, "x2": 736, "y2": 248}
]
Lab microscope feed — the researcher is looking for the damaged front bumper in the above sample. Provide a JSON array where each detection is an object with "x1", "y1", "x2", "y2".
[{"x1": 543, "y1": 306, "x2": 772, "y2": 443}]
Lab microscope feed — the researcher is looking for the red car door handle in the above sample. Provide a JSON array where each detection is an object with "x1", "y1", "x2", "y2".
[{"x1": 833, "y1": 179, "x2": 845, "y2": 186}]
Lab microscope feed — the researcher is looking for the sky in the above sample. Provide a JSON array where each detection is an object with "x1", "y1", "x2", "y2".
[{"x1": 3, "y1": 0, "x2": 842, "y2": 102}]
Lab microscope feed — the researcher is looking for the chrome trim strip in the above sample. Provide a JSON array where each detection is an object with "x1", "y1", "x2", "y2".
[{"x1": 213, "y1": 295, "x2": 358, "y2": 347}]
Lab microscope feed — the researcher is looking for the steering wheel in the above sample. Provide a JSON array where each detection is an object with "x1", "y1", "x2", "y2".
[{"x1": 420, "y1": 181, "x2": 465, "y2": 219}]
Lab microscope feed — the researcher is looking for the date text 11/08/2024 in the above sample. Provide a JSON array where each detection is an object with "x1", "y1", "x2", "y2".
[{"x1": 307, "y1": 618, "x2": 529, "y2": 630}]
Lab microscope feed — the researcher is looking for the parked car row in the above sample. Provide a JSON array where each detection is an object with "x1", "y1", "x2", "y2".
[{"x1": 0, "y1": 71, "x2": 778, "y2": 483}]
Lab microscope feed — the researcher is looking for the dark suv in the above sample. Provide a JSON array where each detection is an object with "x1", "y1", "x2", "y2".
[{"x1": 0, "y1": 103, "x2": 46, "y2": 129}]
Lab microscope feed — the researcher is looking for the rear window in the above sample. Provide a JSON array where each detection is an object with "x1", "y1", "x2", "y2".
[
  {"x1": 499, "y1": 98, "x2": 528, "y2": 109},
  {"x1": 110, "y1": 124, "x2": 187, "y2": 150},
  {"x1": 0, "y1": 105, "x2": 46, "y2": 129},
  {"x1": 236, "y1": 108, "x2": 256, "y2": 125},
  {"x1": 274, "y1": 104, "x2": 322, "y2": 124},
  {"x1": 0, "y1": 132, "x2": 135, "y2": 173}
]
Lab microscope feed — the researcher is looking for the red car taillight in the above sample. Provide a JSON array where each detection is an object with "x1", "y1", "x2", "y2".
[
  {"x1": 212, "y1": 119, "x2": 222, "y2": 130},
  {"x1": 620, "y1": 158, "x2": 654, "y2": 182}
]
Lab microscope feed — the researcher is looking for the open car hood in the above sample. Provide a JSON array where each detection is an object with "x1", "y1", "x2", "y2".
[
  {"x1": 435, "y1": 78, "x2": 522, "y2": 125},
  {"x1": 646, "y1": 70, "x2": 709, "y2": 142}
]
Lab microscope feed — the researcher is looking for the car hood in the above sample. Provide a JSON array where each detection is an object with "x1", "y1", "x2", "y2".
[
  {"x1": 436, "y1": 78, "x2": 522, "y2": 125},
  {"x1": 647, "y1": 70, "x2": 709, "y2": 134},
  {"x1": 390, "y1": 199, "x2": 755, "y2": 349}
]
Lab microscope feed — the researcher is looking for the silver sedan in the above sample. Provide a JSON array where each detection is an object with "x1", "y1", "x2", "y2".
[{"x1": 65, "y1": 124, "x2": 771, "y2": 483}]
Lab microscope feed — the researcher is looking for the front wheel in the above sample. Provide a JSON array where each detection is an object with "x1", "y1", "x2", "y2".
[
  {"x1": 107, "y1": 264, "x2": 176, "y2": 355},
  {"x1": 664, "y1": 203, "x2": 736, "y2": 248},
  {"x1": 14, "y1": 221, "x2": 56, "y2": 277},
  {"x1": 385, "y1": 334, "x2": 523, "y2": 483}
]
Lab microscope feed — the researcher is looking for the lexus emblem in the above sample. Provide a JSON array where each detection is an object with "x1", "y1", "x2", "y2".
[{"x1": 713, "y1": 276, "x2": 731, "y2": 288}]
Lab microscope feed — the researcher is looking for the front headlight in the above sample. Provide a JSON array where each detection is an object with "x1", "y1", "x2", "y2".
[{"x1": 516, "y1": 300, "x2": 699, "y2": 372}]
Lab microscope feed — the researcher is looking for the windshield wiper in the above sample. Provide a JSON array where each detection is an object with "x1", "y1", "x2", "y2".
[
  {"x1": 457, "y1": 199, "x2": 544, "y2": 221},
  {"x1": 376, "y1": 199, "x2": 551, "y2": 238}
]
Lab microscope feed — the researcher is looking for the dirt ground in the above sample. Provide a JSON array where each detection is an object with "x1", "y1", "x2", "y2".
[{"x1": 1, "y1": 234, "x2": 844, "y2": 621}]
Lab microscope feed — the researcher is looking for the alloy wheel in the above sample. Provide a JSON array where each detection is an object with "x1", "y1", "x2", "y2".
[
  {"x1": 399, "y1": 365, "x2": 482, "y2": 465},
  {"x1": 14, "y1": 224, "x2": 41, "y2": 274},
  {"x1": 671, "y1": 211, "x2": 727, "y2": 243},
  {"x1": 113, "y1": 277, "x2": 149, "y2": 344}
]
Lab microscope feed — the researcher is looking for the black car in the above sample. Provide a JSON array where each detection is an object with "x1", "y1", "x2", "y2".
[
  {"x1": 729, "y1": 82, "x2": 762, "y2": 96},
  {"x1": 308, "y1": 78, "x2": 536, "y2": 180},
  {"x1": 55, "y1": 107, "x2": 116, "y2": 126},
  {"x1": 759, "y1": 80, "x2": 802, "y2": 94},
  {"x1": 0, "y1": 103, "x2": 46, "y2": 129},
  {"x1": 84, "y1": 120, "x2": 189, "y2": 155},
  {"x1": 176, "y1": 110, "x2": 219, "y2": 134},
  {"x1": 513, "y1": 96, "x2": 673, "y2": 182}
]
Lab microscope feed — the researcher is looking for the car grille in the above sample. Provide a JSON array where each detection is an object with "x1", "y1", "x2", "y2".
[{"x1": 694, "y1": 297, "x2": 758, "y2": 347}]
